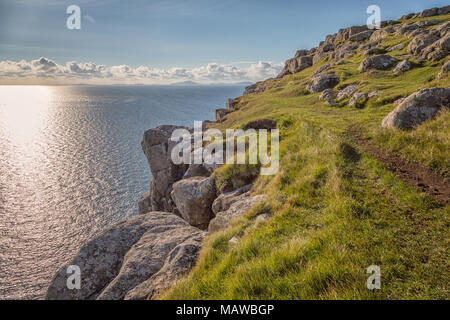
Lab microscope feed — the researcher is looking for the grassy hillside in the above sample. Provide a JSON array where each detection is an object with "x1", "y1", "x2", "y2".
[{"x1": 165, "y1": 15, "x2": 449, "y2": 299}]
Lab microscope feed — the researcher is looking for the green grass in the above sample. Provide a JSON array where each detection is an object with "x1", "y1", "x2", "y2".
[{"x1": 165, "y1": 17, "x2": 450, "y2": 300}]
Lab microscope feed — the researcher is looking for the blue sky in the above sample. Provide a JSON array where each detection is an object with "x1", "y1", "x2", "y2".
[{"x1": 0, "y1": 0, "x2": 448, "y2": 84}]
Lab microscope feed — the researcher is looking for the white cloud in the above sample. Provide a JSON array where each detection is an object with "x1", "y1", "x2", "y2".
[{"x1": 0, "y1": 57, "x2": 283, "y2": 85}]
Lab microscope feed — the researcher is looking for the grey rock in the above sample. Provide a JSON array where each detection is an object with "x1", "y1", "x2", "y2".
[
  {"x1": 212, "y1": 184, "x2": 252, "y2": 215},
  {"x1": 171, "y1": 176, "x2": 217, "y2": 229},
  {"x1": 215, "y1": 108, "x2": 228, "y2": 122},
  {"x1": 407, "y1": 33, "x2": 440, "y2": 56},
  {"x1": 209, "y1": 195, "x2": 267, "y2": 233},
  {"x1": 388, "y1": 43, "x2": 404, "y2": 52},
  {"x1": 337, "y1": 84, "x2": 359, "y2": 101},
  {"x1": 46, "y1": 212, "x2": 204, "y2": 300},
  {"x1": 306, "y1": 72, "x2": 340, "y2": 93},
  {"x1": 359, "y1": 54, "x2": 397, "y2": 72},
  {"x1": 382, "y1": 88, "x2": 450, "y2": 129},
  {"x1": 335, "y1": 25, "x2": 368, "y2": 42},
  {"x1": 278, "y1": 55, "x2": 313, "y2": 77},
  {"x1": 368, "y1": 90, "x2": 379, "y2": 98},
  {"x1": 319, "y1": 88, "x2": 334, "y2": 101},
  {"x1": 243, "y1": 119, "x2": 277, "y2": 130},
  {"x1": 349, "y1": 93, "x2": 367, "y2": 107},
  {"x1": 393, "y1": 60, "x2": 412, "y2": 75}
]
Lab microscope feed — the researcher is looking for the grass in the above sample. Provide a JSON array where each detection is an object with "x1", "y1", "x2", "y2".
[{"x1": 164, "y1": 17, "x2": 450, "y2": 300}]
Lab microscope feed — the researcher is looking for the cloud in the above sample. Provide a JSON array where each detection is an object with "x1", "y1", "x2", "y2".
[{"x1": 0, "y1": 57, "x2": 283, "y2": 84}]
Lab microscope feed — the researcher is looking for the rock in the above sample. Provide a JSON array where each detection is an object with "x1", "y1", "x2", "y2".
[
  {"x1": 359, "y1": 54, "x2": 397, "y2": 72},
  {"x1": 138, "y1": 191, "x2": 151, "y2": 215},
  {"x1": 420, "y1": 8, "x2": 439, "y2": 18},
  {"x1": 407, "y1": 33, "x2": 440, "y2": 56},
  {"x1": 209, "y1": 195, "x2": 267, "y2": 233},
  {"x1": 382, "y1": 88, "x2": 450, "y2": 130},
  {"x1": 349, "y1": 93, "x2": 367, "y2": 107},
  {"x1": 337, "y1": 84, "x2": 359, "y2": 101},
  {"x1": 171, "y1": 176, "x2": 217, "y2": 229},
  {"x1": 212, "y1": 184, "x2": 252, "y2": 215},
  {"x1": 306, "y1": 72, "x2": 340, "y2": 93},
  {"x1": 243, "y1": 119, "x2": 277, "y2": 130},
  {"x1": 438, "y1": 5, "x2": 450, "y2": 15},
  {"x1": 368, "y1": 90, "x2": 379, "y2": 98},
  {"x1": 294, "y1": 49, "x2": 309, "y2": 58},
  {"x1": 335, "y1": 25, "x2": 368, "y2": 42},
  {"x1": 393, "y1": 60, "x2": 412, "y2": 75},
  {"x1": 46, "y1": 212, "x2": 205, "y2": 300},
  {"x1": 142, "y1": 125, "x2": 189, "y2": 213},
  {"x1": 401, "y1": 13, "x2": 416, "y2": 20},
  {"x1": 319, "y1": 88, "x2": 334, "y2": 101},
  {"x1": 215, "y1": 108, "x2": 228, "y2": 122},
  {"x1": 243, "y1": 81, "x2": 270, "y2": 95},
  {"x1": 228, "y1": 237, "x2": 239, "y2": 244},
  {"x1": 278, "y1": 55, "x2": 313, "y2": 77},
  {"x1": 183, "y1": 163, "x2": 211, "y2": 179},
  {"x1": 255, "y1": 213, "x2": 271, "y2": 223},
  {"x1": 349, "y1": 30, "x2": 373, "y2": 41},
  {"x1": 370, "y1": 28, "x2": 394, "y2": 41},
  {"x1": 388, "y1": 43, "x2": 404, "y2": 52},
  {"x1": 124, "y1": 234, "x2": 203, "y2": 300},
  {"x1": 226, "y1": 98, "x2": 238, "y2": 111},
  {"x1": 438, "y1": 60, "x2": 450, "y2": 78}
]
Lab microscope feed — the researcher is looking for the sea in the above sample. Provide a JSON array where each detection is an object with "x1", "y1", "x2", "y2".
[{"x1": 0, "y1": 84, "x2": 246, "y2": 299}]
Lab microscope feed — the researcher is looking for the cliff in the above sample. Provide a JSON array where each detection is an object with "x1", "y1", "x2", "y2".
[{"x1": 46, "y1": 6, "x2": 449, "y2": 300}]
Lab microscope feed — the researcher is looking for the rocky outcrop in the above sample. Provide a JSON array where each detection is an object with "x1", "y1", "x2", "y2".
[
  {"x1": 420, "y1": 6, "x2": 450, "y2": 18},
  {"x1": 243, "y1": 81, "x2": 270, "y2": 95},
  {"x1": 306, "y1": 72, "x2": 340, "y2": 93},
  {"x1": 215, "y1": 108, "x2": 228, "y2": 122},
  {"x1": 319, "y1": 88, "x2": 333, "y2": 101},
  {"x1": 278, "y1": 55, "x2": 313, "y2": 78},
  {"x1": 46, "y1": 212, "x2": 205, "y2": 300},
  {"x1": 359, "y1": 54, "x2": 397, "y2": 72},
  {"x1": 209, "y1": 195, "x2": 267, "y2": 233},
  {"x1": 337, "y1": 84, "x2": 359, "y2": 101},
  {"x1": 382, "y1": 88, "x2": 450, "y2": 130},
  {"x1": 349, "y1": 30, "x2": 373, "y2": 42},
  {"x1": 171, "y1": 176, "x2": 217, "y2": 230},
  {"x1": 142, "y1": 125, "x2": 189, "y2": 213},
  {"x1": 211, "y1": 184, "x2": 252, "y2": 215}
]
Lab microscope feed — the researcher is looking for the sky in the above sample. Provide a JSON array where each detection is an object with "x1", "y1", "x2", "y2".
[{"x1": 0, "y1": 0, "x2": 448, "y2": 84}]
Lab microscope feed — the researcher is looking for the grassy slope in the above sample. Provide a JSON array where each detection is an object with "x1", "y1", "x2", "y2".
[{"x1": 165, "y1": 16, "x2": 450, "y2": 299}]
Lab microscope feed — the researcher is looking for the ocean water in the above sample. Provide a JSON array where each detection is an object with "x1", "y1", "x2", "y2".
[{"x1": 0, "y1": 84, "x2": 245, "y2": 300}]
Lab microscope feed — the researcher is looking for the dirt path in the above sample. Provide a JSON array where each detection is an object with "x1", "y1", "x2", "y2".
[{"x1": 346, "y1": 126, "x2": 450, "y2": 205}]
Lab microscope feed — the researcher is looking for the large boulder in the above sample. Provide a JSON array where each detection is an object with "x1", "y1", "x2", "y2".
[
  {"x1": 393, "y1": 60, "x2": 412, "y2": 75},
  {"x1": 46, "y1": 212, "x2": 205, "y2": 300},
  {"x1": 171, "y1": 176, "x2": 217, "y2": 229},
  {"x1": 349, "y1": 30, "x2": 373, "y2": 42},
  {"x1": 306, "y1": 72, "x2": 340, "y2": 93},
  {"x1": 209, "y1": 195, "x2": 267, "y2": 233},
  {"x1": 358, "y1": 54, "x2": 397, "y2": 72},
  {"x1": 382, "y1": 88, "x2": 450, "y2": 130},
  {"x1": 335, "y1": 25, "x2": 368, "y2": 42},
  {"x1": 407, "y1": 33, "x2": 440, "y2": 56},
  {"x1": 141, "y1": 125, "x2": 189, "y2": 213}
]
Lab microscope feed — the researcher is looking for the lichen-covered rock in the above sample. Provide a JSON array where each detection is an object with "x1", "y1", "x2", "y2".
[
  {"x1": 393, "y1": 60, "x2": 412, "y2": 75},
  {"x1": 359, "y1": 54, "x2": 397, "y2": 72},
  {"x1": 335, "y1": 25, "x2": 368, "y2": 42},
  {"x1": 382, "y1": 88, "x2": 450, "y2": 130},
  {"x1": 306, "y1": 72, "x2": 340, "y2": 93},
  {"x1": 208, "y1": 195, "x2": 266, "y2": 233},
  {"x1": 142, "y1": 125, "x2": 189, "y2": 213},
  {"x1": 407, "y1": 33, "x2": 440, "y2": 56},
  {"x1": 124, "y1": 235, "x2": 203, "y2": 300},
  {"x1": 171, "y1": 176, "x2": 217, "y2": 229},
  {"x1": 337, "y1": 84, "x2": 359, "y2": 101},
  {"x1": 46, "y1": 212, "x2": 205, "y2": 300}
]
